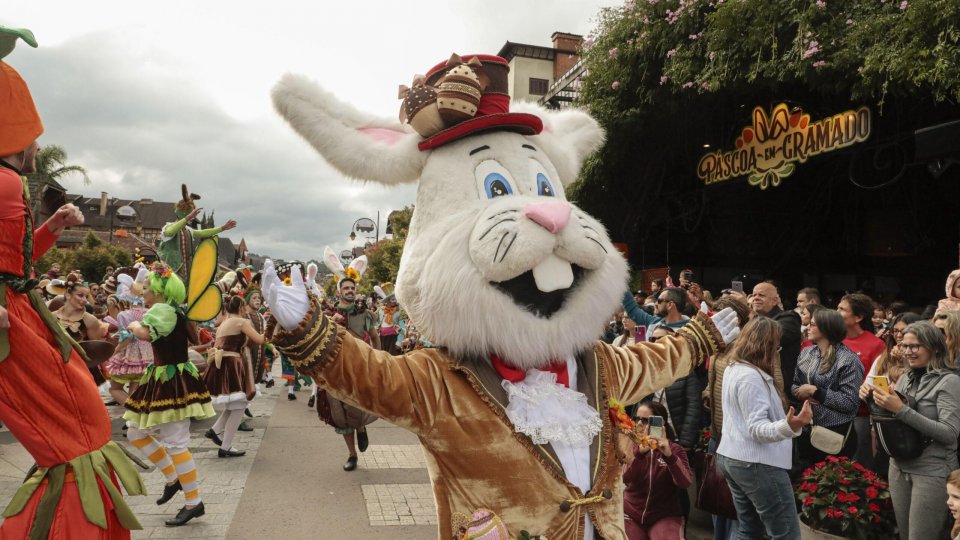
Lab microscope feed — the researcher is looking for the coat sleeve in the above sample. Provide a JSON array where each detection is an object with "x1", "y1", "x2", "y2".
[
  {"x1": 270, "y1": 295, "x2": 443, "y2": 435},
  {"x1": 678, "y1": 376, "x2": 702, "y2": 448},
  {"x1": 895, "y1": 375, "x2": 960, "y2": 446},
  {"x1": 608, "y1": 312, "x2": 725, "y2": 406},
  {"x1": 622, "y1": 291, "x2": 660, "y2": 328},
  {"x1": 32, "y1": 221, "x2": 59, "y2": 261}
]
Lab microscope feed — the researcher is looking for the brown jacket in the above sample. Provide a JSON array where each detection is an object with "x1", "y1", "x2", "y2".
[{"x1": 273, "y1": 298, "x2": 723, "y2": 540}]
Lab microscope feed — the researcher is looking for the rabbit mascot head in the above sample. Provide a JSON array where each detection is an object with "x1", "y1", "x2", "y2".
[{"x1": 272, "y1": 53, "x2": 627, "y2": 370}]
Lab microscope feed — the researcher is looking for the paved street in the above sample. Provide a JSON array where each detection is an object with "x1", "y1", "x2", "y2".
[{"x1": 0, "y1": 364, "x2": 714, "y2": 539}]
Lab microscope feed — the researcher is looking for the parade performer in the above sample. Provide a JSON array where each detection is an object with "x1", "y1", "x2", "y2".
[
  {"x1": 202, "y1": 295, "x2": 264, "y2": 457},
  {"x1": 0, "y1": 26, "x2": 145, "y2": 538},
  {"x1": 270, "y1": 261, "x2": 313, "y2": 400},
  {"x1": 374, "y1": 282, "x2": 403, "y2": 353},
  {"x1": 157, "y1": 184, "x2": 237, "y2": 288},
  {"x1": 266, "y1": 52, "x2": 740, "y2": 539},
  {"x1": 103, "y1": 268, "x2": 153, "y2": 406},
  {"x1": 316, "y1": 248, "x2": 378, "y2": 471},
  {"x1": 124, "y1": 248, "x2": 222, "y2": 527}
]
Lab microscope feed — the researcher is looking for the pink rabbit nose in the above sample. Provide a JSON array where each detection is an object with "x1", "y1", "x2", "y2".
[{"x1": 524, "y1": 200, "x2": 571, "y2": 234}]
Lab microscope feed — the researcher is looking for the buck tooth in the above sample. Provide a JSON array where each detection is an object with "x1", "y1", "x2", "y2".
[{"x1": 532, "y1": 254, "x2": 574, "y2": 293}]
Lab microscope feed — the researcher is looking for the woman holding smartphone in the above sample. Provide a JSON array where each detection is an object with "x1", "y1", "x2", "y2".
[
  {"x1": 717, "y1": 317, "x2": 812, "y2": 539},
  {"x1": 860, "y1": 322, "x2": 960, "y2": 540},
  {"x1": 622, "y1": 400, "x2": 693, "y2": 540}
]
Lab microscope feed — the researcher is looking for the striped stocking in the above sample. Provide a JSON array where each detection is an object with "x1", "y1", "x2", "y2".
[
  {"x1": 169, "y1": 448, "x2": 201, "y2": 506},
  {"x1": 128, "y1": 432, "x2": 177, "y2": 484}
]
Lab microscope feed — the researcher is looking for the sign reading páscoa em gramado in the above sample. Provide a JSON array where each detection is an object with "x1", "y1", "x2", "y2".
[{"x1": 697, "y1": 103, "x2": 871, "y2": 190}]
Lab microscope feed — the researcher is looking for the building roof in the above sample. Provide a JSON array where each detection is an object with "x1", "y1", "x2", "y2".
[{"x1": 67, "y1": 194, "x2": 177, "y2": 231}]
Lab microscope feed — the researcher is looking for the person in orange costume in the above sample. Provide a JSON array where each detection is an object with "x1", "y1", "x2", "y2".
[{"x1": 0, "y1": 26, "x2": 145, "y2": 539}]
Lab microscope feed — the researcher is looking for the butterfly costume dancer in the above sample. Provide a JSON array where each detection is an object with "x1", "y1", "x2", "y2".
[{"x1": 123, "y1": 242, "x2": 222, "y2": 527}]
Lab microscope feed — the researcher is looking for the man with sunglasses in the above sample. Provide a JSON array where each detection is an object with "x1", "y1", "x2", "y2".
[{"x1": 623, "y1": 287, "x2": 690, "y2": 343}]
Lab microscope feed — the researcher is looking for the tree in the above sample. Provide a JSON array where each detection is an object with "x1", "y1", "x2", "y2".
[
  {"x1": 364, "y1": 206, "x2": 414, "y2": 290},
  {"x1": 26, "y1": 145, "x2": 89, "y2": 215},
  {"x1": 35, "y1": 232, "x2": 134, "y2": 283}
]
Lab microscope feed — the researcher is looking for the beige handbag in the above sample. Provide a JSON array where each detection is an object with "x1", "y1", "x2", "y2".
[
  {"x1": 810, "y1": 421, "x2": 851, "y2": 455},
  {"x1": 805, "y1": 361, "x2": 851, "y2": 455}
]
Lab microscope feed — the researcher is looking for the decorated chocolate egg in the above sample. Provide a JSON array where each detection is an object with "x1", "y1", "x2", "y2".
[
  {"x1": 400, "y1": 82, "x2": 444, "y2": 138},
  {"x1": 461, "y1": 508, "x2": 509, "y2": 540},
  {"x1": 436, "y1": 58, "x2": 482, "y2": 126}
]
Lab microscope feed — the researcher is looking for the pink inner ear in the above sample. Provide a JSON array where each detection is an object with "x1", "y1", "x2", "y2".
[{"x1": 358, "y1": 127, "x2": 407, "y2": 146}]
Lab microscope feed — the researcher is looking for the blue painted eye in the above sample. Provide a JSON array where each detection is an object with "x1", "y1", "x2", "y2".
[
  {"x1": 537, "y1": 173, "x2": 556, "y2": 197},
  {"x1": 484, "y1": 173, "x2": 513, "y2": 198}
]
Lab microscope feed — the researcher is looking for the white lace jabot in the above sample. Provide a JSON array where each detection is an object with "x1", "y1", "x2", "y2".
[{"x1": 501, "y1": 369, "x2": 602, "y2": 448}]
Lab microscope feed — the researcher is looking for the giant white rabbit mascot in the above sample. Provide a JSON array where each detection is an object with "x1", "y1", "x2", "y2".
[{"x1": 263, "y1": 53, "x2": 739, "y2": 540}]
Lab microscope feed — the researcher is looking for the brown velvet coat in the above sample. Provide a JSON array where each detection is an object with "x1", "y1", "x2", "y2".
[{"x1": 272, "y1": 298, "x2": 723, "y2": 540}]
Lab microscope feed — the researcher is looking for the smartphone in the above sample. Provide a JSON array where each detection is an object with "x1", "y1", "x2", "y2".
[
  {"x1": 647, "y1": 416, "x2": 664, "y2": 439},
  {"x1": 870, "y1": 375, "x2": 890, "y2": 394},
  {"x1": 682, "y1": 270, "x2": 693, "y2": 282},
  {"x1": 731, "y1": 280, "x2": 744, "y2": 294}
]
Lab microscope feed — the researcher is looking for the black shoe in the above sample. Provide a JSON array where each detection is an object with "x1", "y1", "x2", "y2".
[
  {"x1": 244, "y1": 408, "x2": 253, "y2": 418},
  {"x1": 165, "y1": 502, "x2": 205, "y2": 526},
  {"x1": 265, "y1": 379, "x2": 275, "y2": 388},
  {"x1": 218, "y1": 448, "x2": 246, "y2": 458},
  {"x1": 237, "y1": 422, "x2": 254, "y2": 432},
  {"x1": 156, "y1": 480, "x2": 182, "y2": 505},
  {"x1": 204, "y1": 429, "x2": 223, "y2": 447},
  {"x1": 287, "y1": 393, "x2": 296, "y2": 401},
  {"x1": 343, "y1": 455, "x2": 358, "y2": 471},
  {"x1": 357, "y1": 429, "x2": 369, "y2": 453},
  {"x1": 307, "y1": 395, "x2": 316, "y2": 408}
]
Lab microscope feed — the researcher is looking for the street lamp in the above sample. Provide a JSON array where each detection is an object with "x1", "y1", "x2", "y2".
[
  {"x1": 110, "y1": 202, "x2": 137, "y2": 244},
  {"x1": 349, "y1": 212, "x2": 380, "y2": 245}
]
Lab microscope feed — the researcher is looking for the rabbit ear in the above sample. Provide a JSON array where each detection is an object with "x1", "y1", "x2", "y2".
[
  {"x1": 272, "y1": 74, "x2": 427, "y2": 185},
  {"x1": 322, "y1": 247, "x2": 346, "y2": 277},
  {"x1": 117, "y1": 274, "x2": 134, "y2": 287},
  {"x1": 348, "y1": 255, "x2": 368, "y2": 277},
  {"x1": 181, "y1": 184, "x2": 189, "y2": 202},
  {"x1": 374, "y1": 285, "x2": 386, "y2": 299},
  {"x1": 307, "y1": 262, "x2": 318, "y2": 281},
  {"x1": 134, "y1": 268, "x2": 149, "y2": 284}
]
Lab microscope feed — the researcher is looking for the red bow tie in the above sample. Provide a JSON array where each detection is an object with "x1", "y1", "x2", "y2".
[{"x1": 491, "y1": 355, "x2": 569, "y2": 388}]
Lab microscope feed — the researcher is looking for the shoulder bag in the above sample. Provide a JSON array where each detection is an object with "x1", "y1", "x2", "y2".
[{"x1": 805, "y1": 359, "x2": 851, "y2": 455}]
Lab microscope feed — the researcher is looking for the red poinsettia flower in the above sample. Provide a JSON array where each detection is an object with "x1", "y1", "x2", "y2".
[
  {"x1": 865, "y1": 487, "x2": 878, "y2": 499},
  {"x1": 803, "y1": 496, "x2": 814, "y2": 506},
  {"x1": 826, "y1": 509, "x2": 844, "y2": 519},
  {"x1": 848, "y1": 506, "x2": 859, "y2": 514},
  {"x1": 838, "y1": 477, "x2": 851, "y2": 485},
  {"x1": 869, "y1": 503, "x2": 881, "y2": 512}
]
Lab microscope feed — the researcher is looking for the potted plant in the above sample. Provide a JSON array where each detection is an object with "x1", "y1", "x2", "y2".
[{"x1": 794, "y1": 456, "x2": 897, "y2": 539}]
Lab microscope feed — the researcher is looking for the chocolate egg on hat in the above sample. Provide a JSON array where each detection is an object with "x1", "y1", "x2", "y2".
[
  {"x1": 436, "y1": 54, "x2": 483, "y2": 126},
  {"x1": 399, "y1": 79, "x2": 443, "y2": 138}
]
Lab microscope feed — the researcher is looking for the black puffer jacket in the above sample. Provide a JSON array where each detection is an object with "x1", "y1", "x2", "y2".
[{"x1": 646, "y1": 374, "x2": 703, "y2": 449}]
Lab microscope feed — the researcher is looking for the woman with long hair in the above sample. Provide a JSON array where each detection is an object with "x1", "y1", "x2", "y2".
[
  {"x1": 202, "y1": 295, "x2": 265, "y2": 458},
  {"x1": 934, "y1": 311, "x2": 960, "y2": 368},
  {"x1": 791, "y1": 310, "x2": 863, "y2": 471},
  {"x1": 716, "y1": 317, "x2": 812, "y2": 539},
  {"x1": 871, "y1": 313, "x2": 922, "y2": 385},
  {"x1": 622, "y1": 400, "x2": 693, "y2": 540},
  {"x1": 861, "y1": 322, "x2": 960, "y2": 539}
]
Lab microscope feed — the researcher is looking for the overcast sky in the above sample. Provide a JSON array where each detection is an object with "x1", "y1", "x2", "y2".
[{"x1": 3, "y1": 1, "x2": 616, "y2": 262}]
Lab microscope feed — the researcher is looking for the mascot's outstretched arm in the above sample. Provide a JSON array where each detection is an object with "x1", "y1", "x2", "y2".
[{"x1": 263, "y1": 260, "x2": 443, "y2": 432}]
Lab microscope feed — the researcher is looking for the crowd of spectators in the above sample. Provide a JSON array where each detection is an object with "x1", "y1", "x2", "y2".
[{"x1": 611, "y1": 267, "x2": 960, "y2": 540}]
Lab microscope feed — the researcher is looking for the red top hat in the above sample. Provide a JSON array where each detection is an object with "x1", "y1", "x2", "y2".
[{"x1": 399, "y1": 53, "x2": 542, "y2": 151}]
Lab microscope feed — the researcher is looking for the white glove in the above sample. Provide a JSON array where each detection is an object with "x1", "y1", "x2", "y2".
[
  {"x1": 710, "y1": 307, "x2": 740, "y2": 345},
  {"x1": 262, "y1": 259, "x2": 310, "y2": 331}
]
